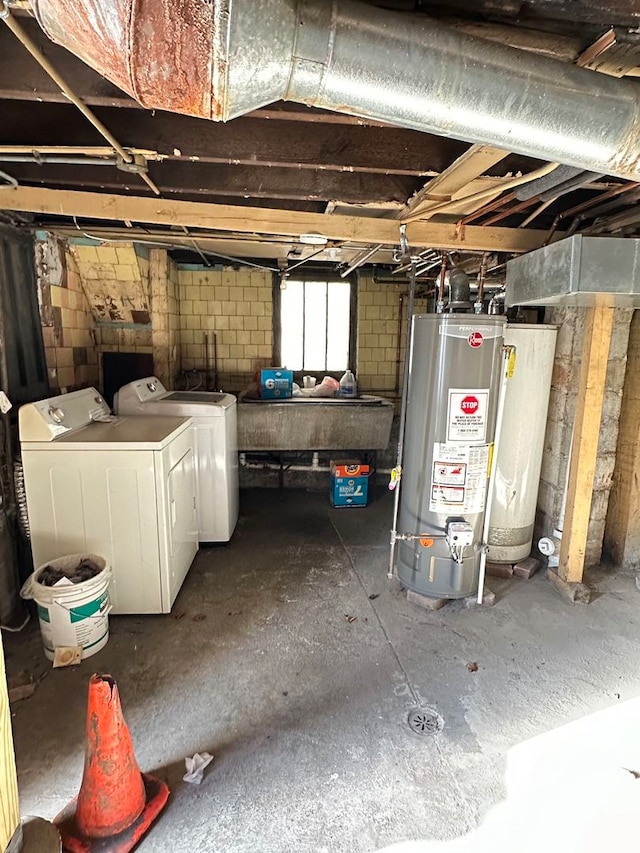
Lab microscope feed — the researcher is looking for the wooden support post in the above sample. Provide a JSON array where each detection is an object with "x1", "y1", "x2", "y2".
[
  {"x1": 0, "y1": 632, "x2": 20, "y2": 851},
  {"x1": 551, "y1": 306, "x2": 614, "y2": 601}
]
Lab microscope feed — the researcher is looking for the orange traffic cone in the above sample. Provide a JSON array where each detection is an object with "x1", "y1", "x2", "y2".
[{"x1": 55, "y1": 674, "x2": 169, "y2": 852}]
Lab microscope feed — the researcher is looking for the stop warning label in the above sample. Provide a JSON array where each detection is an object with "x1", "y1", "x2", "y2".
[
  {"x1": 460, "y1": 395, "x2": 479, "y2": 415},
  {"x1": 447, "y1": 389, "x2": 489, "y2": 442}
]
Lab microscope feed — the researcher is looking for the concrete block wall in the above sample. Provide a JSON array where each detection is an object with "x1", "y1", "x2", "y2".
[
  {"x1": 150, "y1": 250, "x2": 181, "y2": 389},
  {"x1": 36, "y1": 236, "x2": 99, "y2": 393},
  {"x1": 537, "y1": 306, "x2": 632, "y2": 566},
  {"x1": 69, "y1": 243, "x2": 151, "y2": 325},
  {"x1": 177, "y1": 266, "x2": 273, "y2": 393},
  {"x1": 357, "y1": 274, "x2": 429, "y2": 399},
  {"x1": 358, "y1": 276, "x2": 403, "y2": 395},
  {"x1": 36, "y1": 253, "x2": 431, "y2": 403},
  {"x1": 69, "y1": 242, "x2": 155, "y2": 389},
  {"x1": 36, "y1": 240, "x2": 184, "y2": 395}
]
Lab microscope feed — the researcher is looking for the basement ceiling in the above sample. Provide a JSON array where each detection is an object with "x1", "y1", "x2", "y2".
[{"x1": 1, "y1": 0, "x2": 640, "y2": 271}]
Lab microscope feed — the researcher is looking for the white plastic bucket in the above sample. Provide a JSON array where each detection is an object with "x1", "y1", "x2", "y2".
[{"x1": 21, "y1": 554, "x2": 112, "y2": 661}]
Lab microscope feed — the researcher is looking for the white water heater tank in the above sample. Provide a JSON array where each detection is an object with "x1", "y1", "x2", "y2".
[{"x1": 488, "y1": 324, "x2": 557, "y2": 563}]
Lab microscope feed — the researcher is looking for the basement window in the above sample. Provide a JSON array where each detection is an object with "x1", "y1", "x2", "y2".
[{"x1": 276, "y1": 277, "x2": 355, "y2": 373}]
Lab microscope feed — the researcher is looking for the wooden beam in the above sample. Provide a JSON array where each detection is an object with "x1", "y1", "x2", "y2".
[
  {"x1": 403, "y1": 144, "x2": 511, "y2": 219},
  {"x1": 0, "y1": 185, "x2": 552, "y2": 253},
  {"x1": 559, "y1": 307, "x2": 615, "y2": 584},
  {"x1": 0, "y1": 632, "x2": 20, "y2": 851},
  {"x1": 444, "y1": 18, "x2": 582, "y2": 62},
  {"x1": 576, "y1": 27, "x2": 640, "y2": 78},
  {"x1": 343, "y1": 143, "x2": 512, "y2": 271}
]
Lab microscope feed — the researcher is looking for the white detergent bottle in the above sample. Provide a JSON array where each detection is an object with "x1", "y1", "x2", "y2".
[{"x1": 339, "y1": 369, "x2": 357, "y2": 398}]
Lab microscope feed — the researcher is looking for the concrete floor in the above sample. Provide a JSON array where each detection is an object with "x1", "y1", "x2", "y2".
[{"x1": 5, "y1": 488, "x2": 640, "y2": 852}]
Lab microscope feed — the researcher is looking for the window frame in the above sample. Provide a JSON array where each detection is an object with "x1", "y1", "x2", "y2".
[{"x1": 272, "y1": 270, "x2": 358, "y2": 378}]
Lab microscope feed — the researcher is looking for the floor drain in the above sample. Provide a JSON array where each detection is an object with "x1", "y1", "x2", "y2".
[{"x1": 407, "y1": 708, "x2": 443, "y2": 735}]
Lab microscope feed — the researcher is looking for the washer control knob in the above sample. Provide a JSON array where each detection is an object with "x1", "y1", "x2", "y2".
[{"x1": 48, "y1": 406, "x2": 65, "y2": 424}]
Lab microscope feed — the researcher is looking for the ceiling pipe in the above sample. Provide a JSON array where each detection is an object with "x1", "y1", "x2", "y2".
[
  {"x1": 0, "y1": 155, "x2": 117, "y2": 165},
  {"x1": 544, "y1": 181, "x2": 640, "y2": 243},
  {"x1": 32, "y1": 0, "x2": 640, "y2": 181},
  {"x1": 0, "y1": 2, "x2": 161, "y2": 197}
]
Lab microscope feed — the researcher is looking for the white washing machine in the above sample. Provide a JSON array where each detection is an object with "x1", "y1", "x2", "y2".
[
  {"x1": 19, "y1": 387, "x2": 199, "y2": 615},
  {"x1": 114, "y1": 377, "x2": 239, "y2": 542}
]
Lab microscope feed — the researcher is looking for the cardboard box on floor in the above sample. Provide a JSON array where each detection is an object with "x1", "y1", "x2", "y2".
[{"x1": 330, "y1": 459, "x2": 370, "y2": 508}]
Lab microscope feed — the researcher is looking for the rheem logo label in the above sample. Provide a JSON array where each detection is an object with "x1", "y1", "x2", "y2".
[{"x1": 468, "y1": 331, "x2": 484, "y2": 348}]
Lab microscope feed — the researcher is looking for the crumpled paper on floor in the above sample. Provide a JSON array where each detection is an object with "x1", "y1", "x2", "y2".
[{"x1": 183, "y1": 752, "x2": 214, "y2": 785}]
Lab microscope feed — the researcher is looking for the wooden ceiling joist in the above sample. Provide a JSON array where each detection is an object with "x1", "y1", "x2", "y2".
[
  {"x1": 0, "y1": 185, "x2": 552, "y2": 253},
  {"x1": 403, "y1": 144, "x2": 512, "y2": 220}
]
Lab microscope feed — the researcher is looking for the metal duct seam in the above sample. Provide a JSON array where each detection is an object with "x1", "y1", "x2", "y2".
[{"x1": 33, "y1": 0, "x2": 640, "y2": 180}]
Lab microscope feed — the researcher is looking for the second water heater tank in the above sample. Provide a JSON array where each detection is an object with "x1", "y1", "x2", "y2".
[{"x1": 488, "y1": 324, "x2": 557, "y2": 563}]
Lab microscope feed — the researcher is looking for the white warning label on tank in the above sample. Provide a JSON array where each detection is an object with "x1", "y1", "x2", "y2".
[
  {"x1": 447, "y1": 388, "x2": 489, "y2": 443},
  {"x1": 430, "y1": 443, "x2": 490, "y2": 514}
]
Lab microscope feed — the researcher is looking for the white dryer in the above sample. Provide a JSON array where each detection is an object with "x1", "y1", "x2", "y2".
[
  {"x1": 19, "y1": 388, "x2": 198, "y2": 615},
  {"x1": 114, "y1": 377, "x2": 239, "y2": 542}
]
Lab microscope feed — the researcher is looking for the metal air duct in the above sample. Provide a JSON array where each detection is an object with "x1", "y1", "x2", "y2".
[
  {"x1": 32, "y1": 0, "x2": 640, "y2": 180},
  {"x1": 506, "y1": 235, "x2": 640, "y2": 306}
]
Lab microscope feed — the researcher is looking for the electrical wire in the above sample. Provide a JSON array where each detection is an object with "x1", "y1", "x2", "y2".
[
  {"x1": 286, "y1": 246, "x2": 333, "y2": 272},
  {"x1": 0, "y1": 169, "x2": 17, "y2": 188},
  {"x1": 181, "y1": 225, "x2": 210, "y2": 267},
  {"x1": 71, "y1": 217, "x2": 280, "y2": 272}
]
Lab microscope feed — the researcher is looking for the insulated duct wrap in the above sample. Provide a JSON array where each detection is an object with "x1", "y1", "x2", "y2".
[{"x1": 32, "y1": 0, "x2": 640, "y2": 180}]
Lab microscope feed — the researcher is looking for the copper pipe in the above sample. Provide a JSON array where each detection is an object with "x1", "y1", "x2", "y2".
[
  {"x1": 481, "y1": 197, "x2": 539, "y2": 226},
  {"x1": 545, "y1": 181, "x2": 640, "y2": 243},
  {"x1": 572, "y1": 189, "x2": 640, "y2": 234},
  {"x1": 458, "y1": 192, "x2": 517, "y2": 227},
  {"x1": 477, "y1": 253, "x2": 489, "y2": 306},
  {"x1": 437, "y1": 253, "x2": 447, "y2": 311}
]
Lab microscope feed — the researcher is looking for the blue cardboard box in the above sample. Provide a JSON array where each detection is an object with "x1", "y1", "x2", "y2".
[
  {"x1": 260, "y1": 368, "x2": 293, "y2": 399},
  {"x1": 330, "y1": 460, "x2": 370, "y2": 508}
]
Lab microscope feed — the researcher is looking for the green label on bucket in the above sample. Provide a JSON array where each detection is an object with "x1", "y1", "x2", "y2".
[
  {"x1": 69, "y1": 592, "x2": 108, "y2": 624},
  {"x1": 37, "y1": 604, "x2": 51, "y2": 623}
]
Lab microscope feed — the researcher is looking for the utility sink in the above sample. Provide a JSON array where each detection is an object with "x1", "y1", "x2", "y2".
[{"x1": 237, "y1": 395, "x2": 394, "y2": 451}]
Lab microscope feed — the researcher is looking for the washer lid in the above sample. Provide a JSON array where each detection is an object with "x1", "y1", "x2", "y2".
[{"x1": 163, "y1": 391, "x2": 235, "y2": 408}]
